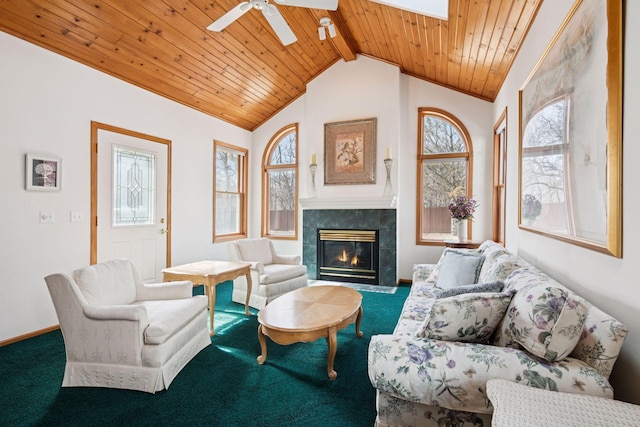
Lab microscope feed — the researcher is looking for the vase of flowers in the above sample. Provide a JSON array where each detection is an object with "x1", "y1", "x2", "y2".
[{"x1": 448, "y1": 195, "x2": 478, "y2": 241}]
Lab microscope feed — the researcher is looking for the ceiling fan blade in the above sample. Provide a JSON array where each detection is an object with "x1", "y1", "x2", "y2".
[
  {"x1": 273, "y1": 0, "x2": 338, "y2": 11},
  {"x1": 207, "y1": 1, "x2": 252, "y2": 32},
  {"x1": 262, "y1": 5, "x2": 297, "y2": 46}
]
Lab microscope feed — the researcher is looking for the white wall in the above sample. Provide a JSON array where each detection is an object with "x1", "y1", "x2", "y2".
[
  {"x1": 251, "y1": 56, "x2": 404, "y2": 257},
  {"x1": 397, "y1": 75, "x2": 493, "y2": 277},
  {"x1": 0, "y1": 32, "x2": 250, "y2": 341},
  {"x1": 494, "y1": 0, "x2": 640, "y2": 403},
  {"x1": 253, "y1": 56, "x2": 494, "y2": 279}
]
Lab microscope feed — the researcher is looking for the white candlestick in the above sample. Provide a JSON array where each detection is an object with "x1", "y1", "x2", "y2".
[
  {"x1": 310, "y1": 153, "x2": 317, "y2": 165},
  {"x1": 385, "y1": 147, "x2": 392, "y2": 160}
]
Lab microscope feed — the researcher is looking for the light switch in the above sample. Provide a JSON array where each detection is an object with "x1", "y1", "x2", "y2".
[
  {"x1": 40, "y1": 211, "x2": 55, "y2": 224},
  {"x1": 70, "y1": 211, "x2": 84, "y2": 222}
]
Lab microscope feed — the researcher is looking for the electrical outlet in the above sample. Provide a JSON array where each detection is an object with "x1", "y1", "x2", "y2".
[
  {"x1": 70, "y1": 211, "x2": 84, "y2": 222},
  {"x1": 39, "y1": 211, "x2": 55, "y2": 224}
]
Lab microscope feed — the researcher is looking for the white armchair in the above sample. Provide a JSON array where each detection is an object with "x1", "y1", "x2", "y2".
[
  {"x1": 44, "y1": 259, "x2": 211, "y2": 393},
  {"x1": 228, "y1": 238, "x2": 308, "y2": 310}
]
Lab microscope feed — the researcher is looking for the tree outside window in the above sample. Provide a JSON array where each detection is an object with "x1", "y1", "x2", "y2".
[
  {"x1": 213, "y1": 141, "x2": 247, "y2": 242},
  {"x1": 262, "y1": 124, "x2": 298, "y2": 239},
  {"x1": 417, "y1": 108, "x2": 473, "y2": 244}
]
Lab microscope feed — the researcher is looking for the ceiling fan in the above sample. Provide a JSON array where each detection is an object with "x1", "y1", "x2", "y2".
[{"x1": 207, "y1": 0, "x2": 339, "y2": 46}]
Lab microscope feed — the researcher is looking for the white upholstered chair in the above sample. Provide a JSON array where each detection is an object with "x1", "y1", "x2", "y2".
[
  {"x1": 44, "y1": 259, "x2": 211, "y2": 393},
  {"x1": 227, "y1": 238, "x2": 308, "y2": 310}
]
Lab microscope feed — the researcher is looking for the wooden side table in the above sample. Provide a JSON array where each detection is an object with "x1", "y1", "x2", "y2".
[
  {"x1": 162, "y1": 260, "x2": 252, "y2": 336},
  {"x1": 444, "y1": 239, "x2": 482, "y2": 249}
]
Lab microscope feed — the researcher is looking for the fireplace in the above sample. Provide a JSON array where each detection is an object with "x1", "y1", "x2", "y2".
[
  {"x1": 317, "y1": 229, "x2": 379, "y2": 285},
  {"x1": 302, "y1": 208, "x2": 396, "y2": 286}
]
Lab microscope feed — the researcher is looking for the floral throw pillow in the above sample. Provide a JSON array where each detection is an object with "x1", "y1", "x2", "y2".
[
  {"x1": 506, "y1": 285, "x2": 588, "y2": 362},
  {"x1": 415, "y1": 292, "x2": 513, "y2": 343}
]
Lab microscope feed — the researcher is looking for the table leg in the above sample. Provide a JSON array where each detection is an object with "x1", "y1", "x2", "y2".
[
  {"x1": 257, "y1": 324, "x2": 267, "y2": 364},
  {"x1": 244, "y1": 270, "x2": 252, "y2": 316},
  {"x1": 355, "y1": 306, "x2": 364, "y2": 338},
  {"x1": 207, "y1": 282, "x2": 216, "y2": 337},
  {"x1": 326, "y1": 326, "x2": 338, "y2": 380}
]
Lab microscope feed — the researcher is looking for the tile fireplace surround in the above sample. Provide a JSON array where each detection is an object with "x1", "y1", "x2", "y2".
[{"x1": 302, "y1": 202, "x2": 397, "y2": 286}]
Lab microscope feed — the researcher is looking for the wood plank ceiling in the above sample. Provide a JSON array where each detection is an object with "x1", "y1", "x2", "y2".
[{"x1": 0, "y1": 0, "x2": 542, "y2": 131}]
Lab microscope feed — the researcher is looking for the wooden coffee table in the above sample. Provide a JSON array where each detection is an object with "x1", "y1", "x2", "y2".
[
  {"x1": 162, "y1": 260, "x2": 252, "y2": 336},
  {"x1": 256, "y1": 285, "x2": 363, "y2": 380}
]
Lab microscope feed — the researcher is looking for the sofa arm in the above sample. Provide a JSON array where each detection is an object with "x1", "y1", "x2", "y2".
[
  {"x1": 368, "y1": 335, "x2": 614, "y2": 415},
  {"x1": 412, "y1": 263, "x2": 436, "y2": 283},
  {"x1": 272, "y1": 254, "x2": 301, "y2": 265},
  {"x1": 84, "y1": 304, "x2": 148, "y2": 323},
  {"x1": 248, "y1": 261, "x2": 265, "y2": 275},
  {"x1": 137, "y1": 280, "x2": 193, "y2": 301}
]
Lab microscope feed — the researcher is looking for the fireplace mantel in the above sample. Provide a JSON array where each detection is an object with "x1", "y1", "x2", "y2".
[{"x1": 299, "y1": 196, "x2": 397, "y2": 210}]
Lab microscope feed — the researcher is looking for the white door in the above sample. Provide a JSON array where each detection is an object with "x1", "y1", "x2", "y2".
[{"x1": 93, "y1": 124, "x2": 170, "y2": 282}]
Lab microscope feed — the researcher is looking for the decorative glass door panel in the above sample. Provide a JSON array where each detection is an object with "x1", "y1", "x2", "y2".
[{"x1": 112, "y1": 145, "x2": 156, "y2": 227}]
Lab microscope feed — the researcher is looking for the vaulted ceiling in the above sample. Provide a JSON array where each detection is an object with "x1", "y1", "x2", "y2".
[{"x1": 0, "y1": 0, "x2": 542, "y2": 131}]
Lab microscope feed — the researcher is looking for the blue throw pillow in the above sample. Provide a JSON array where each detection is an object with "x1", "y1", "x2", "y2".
[
  {"x1": 433, "y1": 281, "x2": 504, "y2": 299},
  {"x1": 435, "y1": 250, "x2": 485, "y2": 290}
]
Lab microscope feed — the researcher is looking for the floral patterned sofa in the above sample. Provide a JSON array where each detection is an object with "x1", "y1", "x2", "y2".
[{"x1": 368, "y1": 240, "x2": 628, "y2": 426}]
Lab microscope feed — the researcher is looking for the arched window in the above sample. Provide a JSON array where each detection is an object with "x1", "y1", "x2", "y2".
[
  {"x1": 262, "y1": 124, "x2": 298, "y2": 239},
  {"x1": 520, "y1": 97, "x2": 570, "y2": 232},
  {"x1": 417, "y1": 108, "x2": 473, "y2": 245}
]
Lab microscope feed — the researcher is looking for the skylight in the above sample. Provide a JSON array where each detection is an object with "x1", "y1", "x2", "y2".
[{"x1": 369, "y1": 0, "x2": 449, "y2": 20}]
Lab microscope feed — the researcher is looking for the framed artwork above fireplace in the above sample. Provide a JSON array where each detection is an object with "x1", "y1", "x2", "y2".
[{"x1": 324, "y1": 117, "x2": 377, "y2": 185}]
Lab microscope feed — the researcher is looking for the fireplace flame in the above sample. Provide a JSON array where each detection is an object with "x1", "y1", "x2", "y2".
[
  {"x1": 338, "y1": 249, "x2": 348, "y2": 262},
  {"x1": 351, "y1": 255, "x2": 359, "y2": 266}
]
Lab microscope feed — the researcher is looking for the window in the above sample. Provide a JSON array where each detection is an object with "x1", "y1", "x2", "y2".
[
  {"x1": 262, "y1": 124, "x2": 298, "y2": 239},
  {"x1": 520, "y1": 97, "x2": 571, "y2": 232},
  {"x1": 417, "y1": 108, "x2": 473, "y2": 245},
  {"x1": 492, "y1": 108, "x2": 507, "y2": 245},
  {"x1": 213, "y1": 141, "x2": 247, "y2": 242}
]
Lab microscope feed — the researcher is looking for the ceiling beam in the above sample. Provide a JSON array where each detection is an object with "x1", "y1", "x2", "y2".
[{"x1": 309, "y1": 9, "x2": 358, "y2": 62}]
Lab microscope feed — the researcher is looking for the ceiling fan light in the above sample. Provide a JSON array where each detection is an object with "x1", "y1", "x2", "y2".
[
  {"x1": 252, "y1": 0, "x2": 268, "y2": 10},
  {"x1": 328, "y1": 23, "x2": 336, "y2": 38},
  {"x1": 318, "y1": 26, "x2": 327, "y2": 40}
]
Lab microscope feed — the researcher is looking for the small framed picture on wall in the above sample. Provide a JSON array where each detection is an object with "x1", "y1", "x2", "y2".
[{"x1": 26, "y1": 153, "x2": 61, "y2": 191}]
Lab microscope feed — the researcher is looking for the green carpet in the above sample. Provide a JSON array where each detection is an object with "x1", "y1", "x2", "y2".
[{"x1": 0, "y1": 282, "x2": 409, "y2": 426}]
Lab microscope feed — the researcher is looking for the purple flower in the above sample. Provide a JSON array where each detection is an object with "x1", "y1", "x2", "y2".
[
  {"x1": 433, "y1": 321, "x2": 448, "y2": 329},
  {"x1": 448, "y1": 195, "x2": 478, "y2": 220},
  {"x1": 547, "y1": 297, "x2": 565, "y2": 314},
  {"x1": 446, "y1": 359, "x2": 456, "y2": 369},
  {"x1": 589, "y1": 324, "x2": 597, "y2": 333},
  {"x1": 534, "y1": 313, "x2": 548, "y2": 329},
  {"x1": 526, "y1": 294, "x2": 533, "y2": 302},
  {"x1": 481, "y1": 298, "x2": 491, "y2": 307},
  {"x1": 407, "y1": 344, "x2": 433, "y2": 365},
  {"x1": 566, "y1": 298, "x2": 579, "y2": 309}
]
